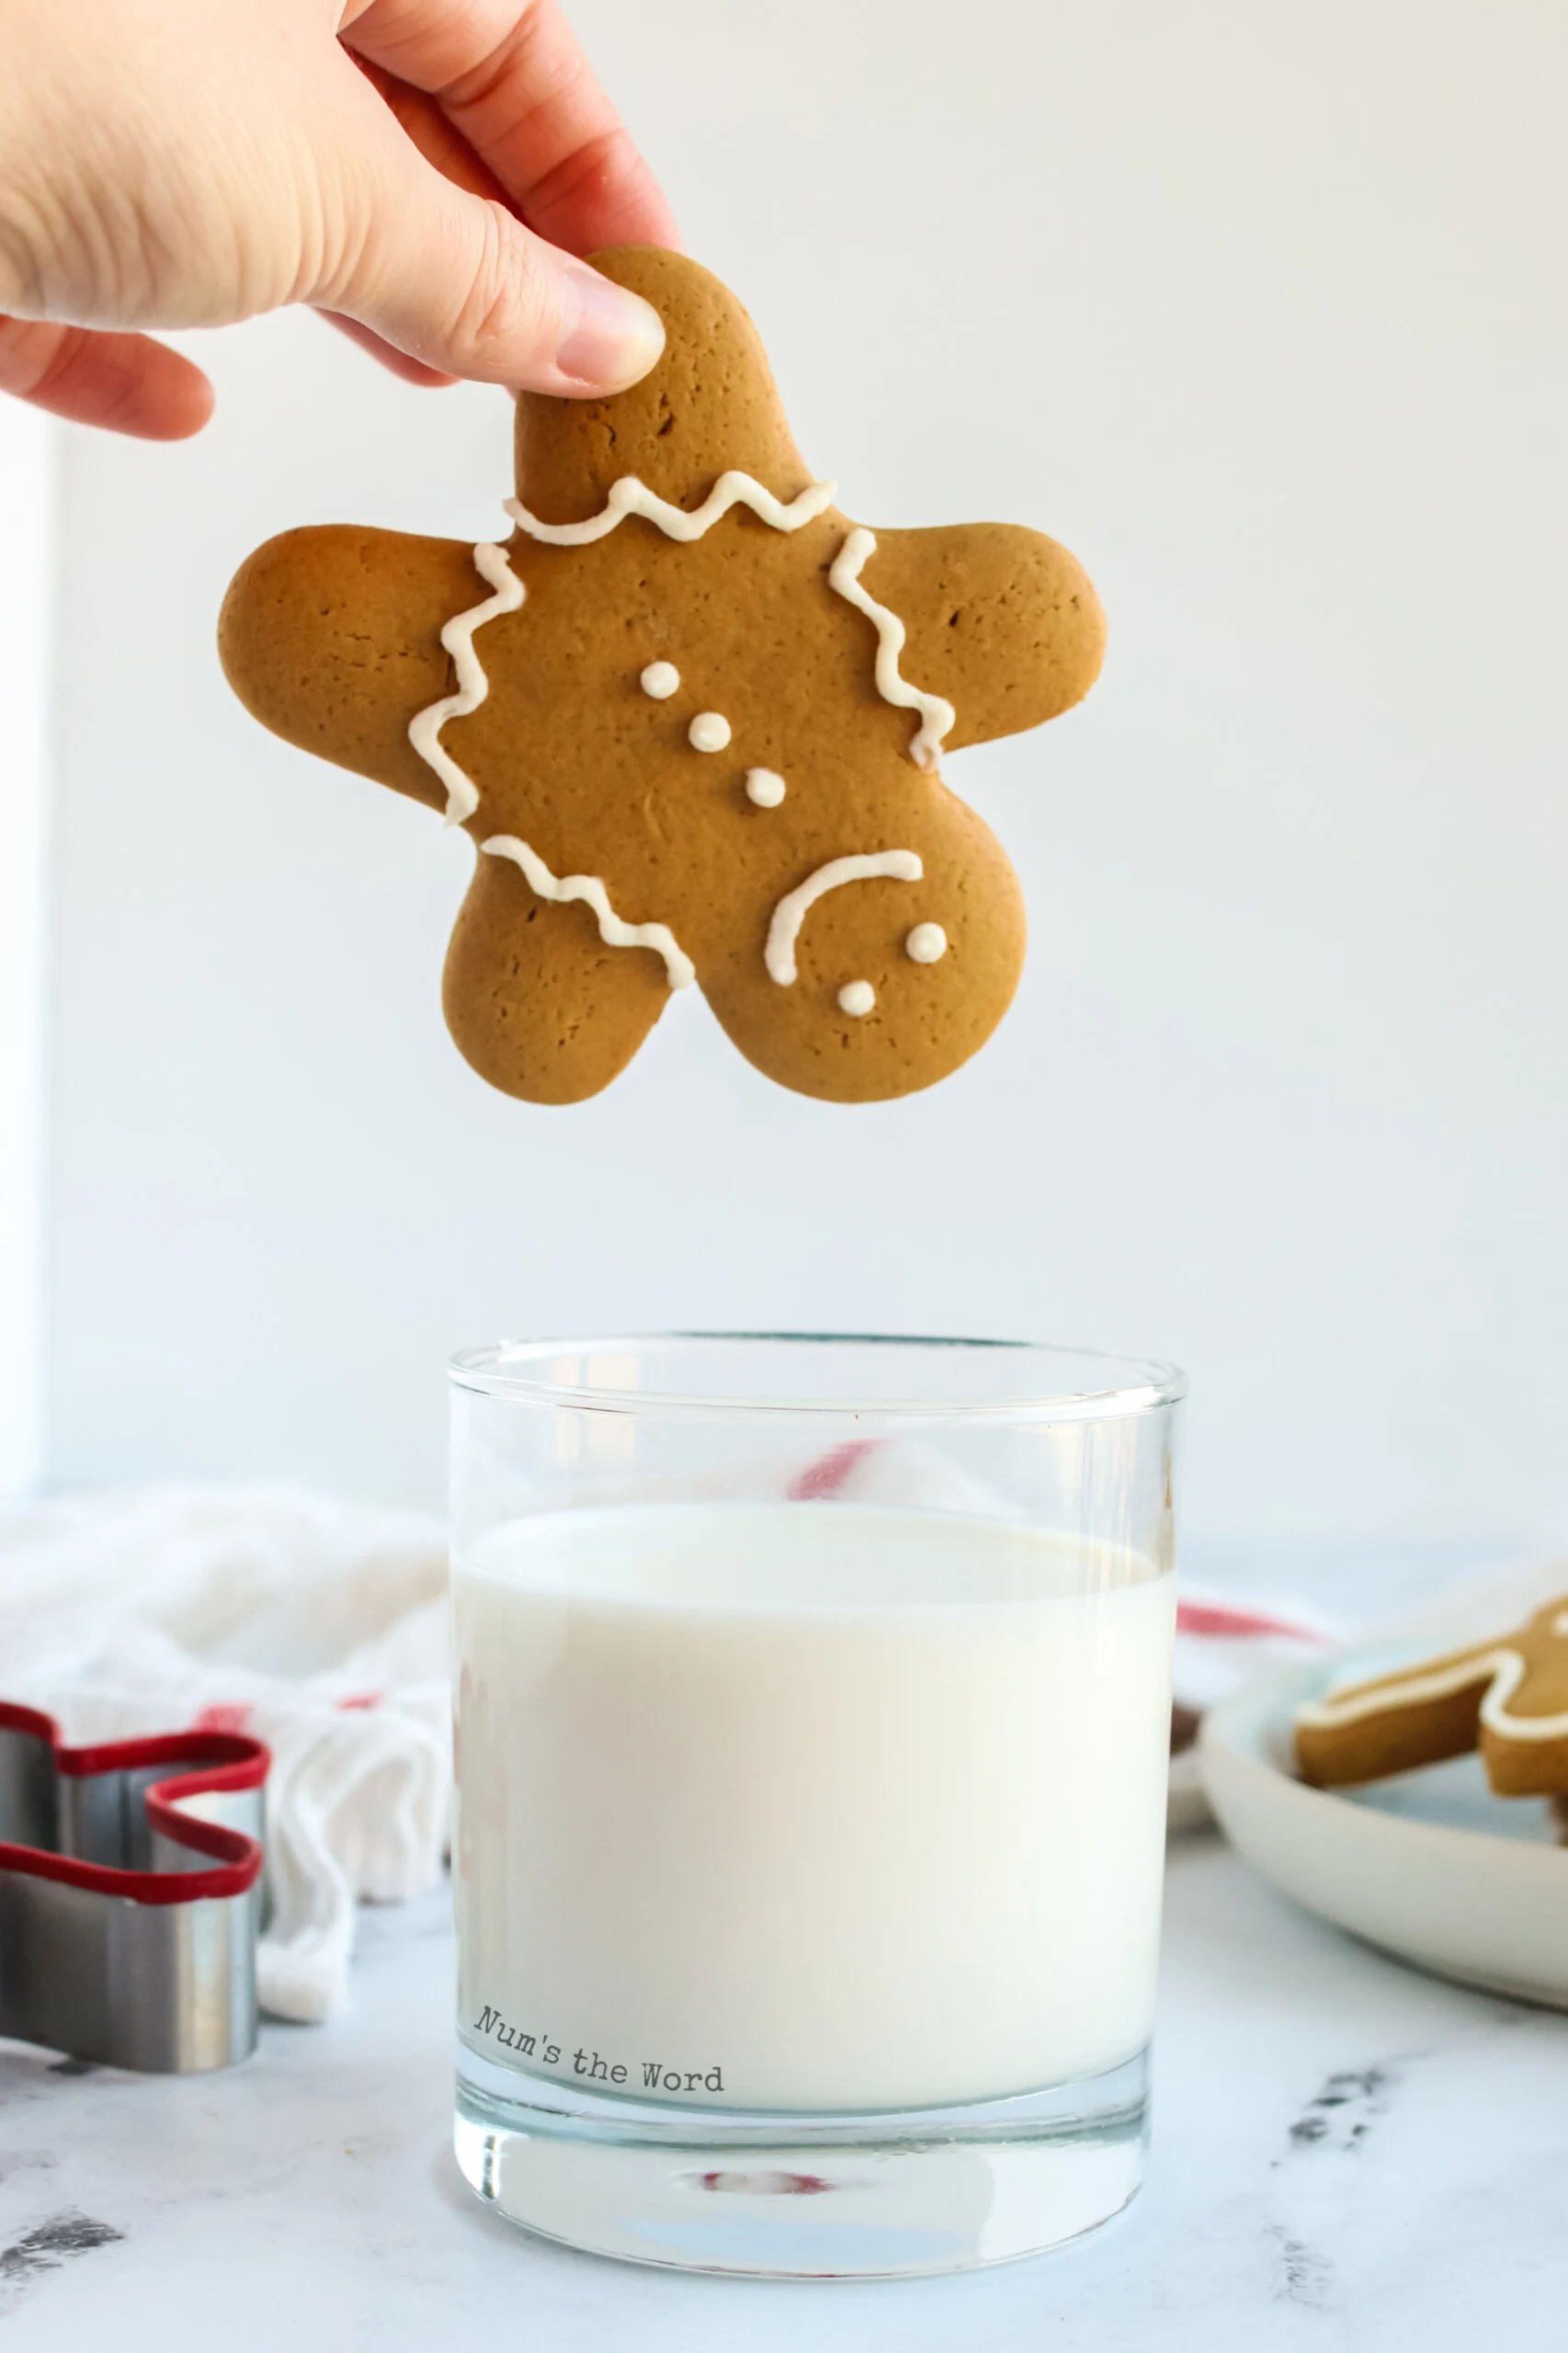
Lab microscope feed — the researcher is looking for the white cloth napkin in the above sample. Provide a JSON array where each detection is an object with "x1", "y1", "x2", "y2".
[{"x1": 0, "y1": 1485, "x2": 450, "y2": 2022}]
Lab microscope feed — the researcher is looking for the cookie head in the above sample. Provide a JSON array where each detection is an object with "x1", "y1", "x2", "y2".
[{"x1": 220, "y1": 247, "x2": 1105, "y2": 1105}]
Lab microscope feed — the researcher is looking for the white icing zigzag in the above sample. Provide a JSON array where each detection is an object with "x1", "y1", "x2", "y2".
[
  {"x1": 407, "y1": 542, "x2": 525, "y2": 828},
  {"x1": 828, "y1": 528, "x2": 955, "y2": 771},
  {"x1": 504, "y1": 471, "x2": 837, "y2": 546},
  {"x1": 407, "y1": 540, "x2": 692, "y2": 989},
  {"x1": 482, "y1": 835, "x2": 696, "y2": 992},
  {"x1": 406, "y1": 474, "x2": 959, "y2": 1004},
  {"x1": 765, "y1": 851, "x2": 924, "y2": 986},
  {"x1": 506, "y1": 475, "x2": 955, "y2": 770}
]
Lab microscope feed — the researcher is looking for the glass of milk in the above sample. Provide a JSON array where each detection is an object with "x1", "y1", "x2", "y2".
[{"x1": 450, "y1": 1334, "x2": 1182, "y2": 2278}]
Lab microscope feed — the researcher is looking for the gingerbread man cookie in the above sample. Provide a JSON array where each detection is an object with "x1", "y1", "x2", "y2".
[
  {"x1": 1295, "y1": 1594, "x2": 1568, "y2": 1797},
  {"x1": 220, "y1": 248, "x2": 1104, "y2": 1105}
]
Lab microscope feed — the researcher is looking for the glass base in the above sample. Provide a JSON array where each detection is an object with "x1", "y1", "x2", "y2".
[{"x1": 453, "y1": 2041, "x2": 1149, "y2": 2279}]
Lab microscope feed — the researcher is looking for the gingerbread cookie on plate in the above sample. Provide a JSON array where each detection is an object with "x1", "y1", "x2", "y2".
[
  {"x1": 220, "y1": 247, "x2": 1104, "y2": 1105},
  {"x1": 1295, "y1": 1594, "x2": 1568, "y2": 1797}
]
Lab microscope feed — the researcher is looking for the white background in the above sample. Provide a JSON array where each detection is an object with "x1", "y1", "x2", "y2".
[
  {"x1": 31, "y1": 0, "x2": 1568, "y2": 1546},
  {"x1": 0, "y1": 403, "x2": 50, "y2": 1502}
]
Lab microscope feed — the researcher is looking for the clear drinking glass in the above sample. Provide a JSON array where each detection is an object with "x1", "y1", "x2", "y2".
[{"x1": 449, "y1": 1334, "x2": 1183, "y2": 2279}]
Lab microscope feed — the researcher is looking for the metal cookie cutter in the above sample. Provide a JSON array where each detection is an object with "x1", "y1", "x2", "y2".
[{"x1": 0, "y1": 1701, "x2": 267, "y2": 2073}]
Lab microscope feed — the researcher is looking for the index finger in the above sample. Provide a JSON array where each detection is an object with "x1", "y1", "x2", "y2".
[{"x1": 342, "y1": 0, "x2": 680, "y2": 257}]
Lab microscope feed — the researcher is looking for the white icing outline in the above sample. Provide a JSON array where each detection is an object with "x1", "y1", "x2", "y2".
[
  {"x1": 405, "y1": 543, "x2": 692, "y2": 992},
  {"x1": 404, "y1": 483, "x2": 961, "y2": 1008},
  {"x1": 827, "y1": 528, "x2": 955, "y2": 770},
  {"x1": 482, "y1": 836, "x2": 695, "y2": 992},
  {"x1": 1298, "y1": 1607, "x2": 1568, "y2": 1743},
  {"x1": 505, "y1": 472, "x2": 837, "y2": 547},
  {"x1": 765, "y1": 852, "x2": 923, "y2": 986},
  {"x1": 407, "y1": 542, "x2": 526, "y2": 828}
]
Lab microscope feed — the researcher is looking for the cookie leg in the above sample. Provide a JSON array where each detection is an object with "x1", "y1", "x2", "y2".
[
  {"x1": 443, "y1": 850, "x2": 671, "y2": 1105},
  {"x1": 697, "y1": 794, "x2": 1027, "y2": 1105}
]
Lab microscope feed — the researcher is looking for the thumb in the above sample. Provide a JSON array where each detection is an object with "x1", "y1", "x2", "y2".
[{"x1": 324, "y1": 114, "x2": 665, "y2": 398}]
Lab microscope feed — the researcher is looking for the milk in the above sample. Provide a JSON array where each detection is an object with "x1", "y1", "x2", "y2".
[{"x1": 453, "y1": 1502, "x2": 1174, "y2": 2113}]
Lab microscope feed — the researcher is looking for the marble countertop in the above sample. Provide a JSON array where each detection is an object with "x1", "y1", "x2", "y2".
[{"x1": 3, "y1": 1836, "x2": 1564, "y2": 2350}]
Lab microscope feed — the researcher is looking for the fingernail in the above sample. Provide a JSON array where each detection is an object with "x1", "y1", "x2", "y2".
[{"x1": 556, "y1": 267, "x2": 665, "y2": 392}]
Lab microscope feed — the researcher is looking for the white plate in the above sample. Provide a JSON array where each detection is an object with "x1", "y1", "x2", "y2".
[{"x1": 1199, "y1": 1654, "x2": 1568, "y2": 2009}]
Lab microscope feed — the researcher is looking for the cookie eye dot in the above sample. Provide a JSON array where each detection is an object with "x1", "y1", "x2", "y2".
[
  {"x1": 687, "y1": 710, "x2": 732, "y2": 752},
  {"x1": 837, "y1": 980, "x2": 876, "y2": 1017},
  {"x1": 745, "y1": 767, "x2": 787, "y2": 807},
  {"x1": 640, "y1": 661, "x2": 680, "y2": 699},
  {"x1": 904, "y1": 922, "x2": 948, "y2": 964}
]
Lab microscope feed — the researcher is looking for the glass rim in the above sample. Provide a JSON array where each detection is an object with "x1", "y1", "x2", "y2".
[{"x1": 448, "y1": 1331, "x2": 1187, "y2": 1424}]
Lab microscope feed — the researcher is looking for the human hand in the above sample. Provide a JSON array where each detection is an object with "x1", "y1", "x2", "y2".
[{"x1": 0, "y1": 0, "x2": 676, "y2": 439}]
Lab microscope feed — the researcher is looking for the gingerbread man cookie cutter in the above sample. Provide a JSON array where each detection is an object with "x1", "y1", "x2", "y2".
[
  {"x1": 220, "y1": 246, "x2": 1106, "y2": 1106},
  {"x1": 0, "y1": 1702, "x2": 267, "y2": 2072}
]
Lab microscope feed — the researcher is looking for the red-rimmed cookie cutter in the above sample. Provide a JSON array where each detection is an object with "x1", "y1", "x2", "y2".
[{"x1": 0, "y1": 1701, "x2": 267, "y2": 2073}]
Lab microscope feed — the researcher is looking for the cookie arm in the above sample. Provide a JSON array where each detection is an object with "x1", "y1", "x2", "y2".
[
  {"x1": 1294, "y1": 1640, "x2": 1502, "y2": 1787},
  {"x1": 858, "y1": 524, "x2": 1106, "y2": 753},
  {"x1": 218, "y1": 525, "x2": 486, "y2": 812}
]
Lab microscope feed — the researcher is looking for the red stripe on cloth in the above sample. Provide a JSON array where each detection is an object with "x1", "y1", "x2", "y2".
[
  {"x1": 1176, "y1": 1598, "x2": 1324, "y2": 1643},
  {"x1": 191, "y1": 1700, "x2": 256, "y2": 1735},
  {"x1": 786, "y1": 1440, "x2": 876, "y2": 1502}
]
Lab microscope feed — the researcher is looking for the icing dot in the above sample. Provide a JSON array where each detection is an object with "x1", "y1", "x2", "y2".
[
  {"x1": 745, "y1": 768, "x2": 787, "y2": 807},
  {"x1": 904, "y1": 922, "x2": 948, "y2": 964},
  {"x1": 640, "y1": 661, "x2": 680, "y2": 699},
  {"x1": 837, "y1": 980, "x2": 876, "y2": 1017},
  {"x1": 688, "y1": 710, "x2": 732, "y2": 752}
]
